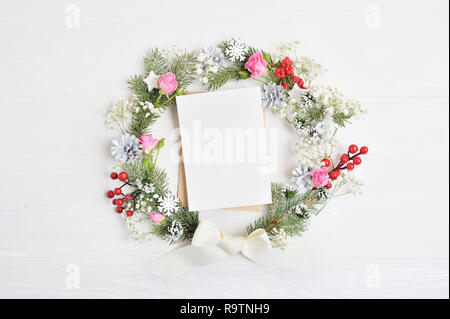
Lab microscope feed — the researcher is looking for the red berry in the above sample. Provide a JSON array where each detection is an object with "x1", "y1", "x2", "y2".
[
  {"x1": 106, "y1": 190, "x2": 114, "y2": 198},
  {"x1": 340, "y1": 154, "x2": 349, "y2": 163},
  {"x1": 124, "y1": 194, "x2": 132, "y2": 201},
  {"x1": 325, "y1": 182, "x2": 332, "y2": 189},
  {"x1": 321, "y1": 158, "x2": 331, "y2": 167},
  {"x1": 119, "y1": 172, "x2": 128, "y2": 181},
  {"x1": 360, "y1": 146, "x2": 369, "y2": 154},
  {"x1": 116, "y1": 198, "x2": 124, "y2": 206},
  {"x1": 114, "y1": 188, "x2": 122, "y2": 195},
  {"x1": 126, "y1": 210, "x2": 133, "y2": 217},
  {"x1": 116, "y1": 206, "x2": 123, "y2": 213},
  {"x1": 348, "y1": 144, "x2": 358, "y2": 153},
  {"x1": 110, "y1": 172, "x2": 118, "y2": 179},
  {"x1": 329, "y1": 170, "x2": 340, "y2": 180},
  {"x1": 297, "y1": 78, "x2": 305, "y2": 88},
  {"x1": 346, "y1": 162, "x2": 355, "y2": 170},
  {"x1": 353, "y1": 157, "x2": 362, "y2": 165},
  {"x1": 112, "y1": 199, "x2": 117, "y2": 205}
]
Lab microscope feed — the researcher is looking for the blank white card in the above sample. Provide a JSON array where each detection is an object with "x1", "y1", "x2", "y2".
[{"x1": 176, "y1": 87, "x2": 272, "y2": 211}]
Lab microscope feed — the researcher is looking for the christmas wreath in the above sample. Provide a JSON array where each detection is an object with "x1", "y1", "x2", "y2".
[{"x1": 105, "y1": 40, "x2": 369, "y2": 278}]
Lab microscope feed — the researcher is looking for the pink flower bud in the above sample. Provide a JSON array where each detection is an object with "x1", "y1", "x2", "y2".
[
  {"x1": 311, "y1": 167, "x2": 329, "y2": 187},
  {"x1": 139, "y1": 134, "x2": 159, "y2": 152},
  {"x1": 158, "y1": 72, "x2": 178, "y2": 94},
  {"x1": 149, "y1": 213, "x2": 164, "y2": 225},
  {"x1": 244, "y1": 52, "x2": 267, "y2": 78}
]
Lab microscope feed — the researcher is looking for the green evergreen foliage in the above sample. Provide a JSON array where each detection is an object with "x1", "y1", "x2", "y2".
[
  {"x1": 127, "y1": 74, "x2": 153, "y2": 102},
  {"x1": 152, "y1": 207, "x2": 199, "y2": 245},
  {"x1": 333, "y1": 109, "x2": 354, "y2": 127},
  {"x1": 207, "y1": 66, "x2": 242, "y2": 91},
  {"x1": 144, "y1": 48, "x2": 169, "y2": 75},
  {"x1": 247, "y1": 183, "x2": 321, "y2": 241},
  {"x1": 127, "y1": 111, "x2": 160, "y2": 137},
  {"x1": 121, "y1": 160, "x2": 146, "y2": 184},
  {"x1": 169, "y1": 51, "x2": 197, "y2": 88}
]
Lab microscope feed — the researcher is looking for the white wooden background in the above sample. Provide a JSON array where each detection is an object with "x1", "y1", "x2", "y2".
[{"x1": 0, "y1": 0, "x2": 448, "y2": 298}]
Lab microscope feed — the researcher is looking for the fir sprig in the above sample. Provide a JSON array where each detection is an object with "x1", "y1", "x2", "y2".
[
  {"x1": 207, "y1": 66, "x2": 243, "y2": 91},
  {"x1": 127, "y1": 74, "x2": 153, "y2": 102},
  {"x1": 247, "y1": 183, "x2": 321, "y2": 240},
  {"x1": 152, "y1": 207, "x2": 199, "y2": 245},
  {"x1": 144, "y1": 48, "x2": 169, "y2": 76},
  {"x1": 333, "y1": 109, "x2": 354, "y2": 127},
  {"x1": 169, "y1": 51, "x2": 197, "y2": 89}
]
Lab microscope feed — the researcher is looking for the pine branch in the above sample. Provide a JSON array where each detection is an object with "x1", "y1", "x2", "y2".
[
  {"x1": 128, "y1": 163, "x2": 199, "y2": 245},
  {"x1": 169, "y1": 50, "x2": 197, "y2": 89},
  {"x1": 127, "y1": 74, "x2": 153, "y2": 102},
  {"x1": 147, "y1": 166, "x2": 170, "y2": 197},
  {"x1": 121, "y1": 161, "x2": 146, "y2": 184},
  {"x1": 247, "y1": 183, "x2": 320, "y2": 240},
  {"x1": 333, "y1": 110, "x2": 354, "y2": 127},
  {"x1": 144, "y1": 48, "x2": 169, "y2": 75},
  {"x1": 207, "y1": 66, "x2": 243, "y2": 91},
  {"x1": 127, "y1": 111, "x2": 159, "y2": 137},
  {"x1": 152, "y1": 206, "x2": 199, "y2": 245}
]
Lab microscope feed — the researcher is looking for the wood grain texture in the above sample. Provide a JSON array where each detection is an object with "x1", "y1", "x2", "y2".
[{"x1": 0, "y1": 0, "x2": 448, "y2": 298}]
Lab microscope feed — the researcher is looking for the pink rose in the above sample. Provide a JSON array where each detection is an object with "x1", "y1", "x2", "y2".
[
  {"x1": 244, "y1": 52, "x2": 267, "y2": 78},
  {"x1": 139, "y1": 134, "x2": 159, "y2": 152},
  {"x1": 311, "y1": 167, "x2": 329, "y2": 187},
  {"x1": 158, "y1": 72, "x2": 178, "y2": 94},
  {"x1": 149, "y1": 213, "x2": 164, "y2": 225}
]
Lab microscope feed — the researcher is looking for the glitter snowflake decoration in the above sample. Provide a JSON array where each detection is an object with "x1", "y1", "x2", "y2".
[
  {"x1": 294, "y1": 203, "x2": 310, "y2": 218},
  {"x1": 167, "y1": 220, "x2": 183, "y2": 242},
  {"x1": 270, "y1": 228, "x2": 288, "y2": 249},
  {"x1": 225, "y1": 39, "x2": 248, "y2": 62},
  {"x1": 142, "y1": 183, "x2": 155, "y2": 194},
  {"x1": 157, "y1": 194, "x2": 178, "y2": 215}
]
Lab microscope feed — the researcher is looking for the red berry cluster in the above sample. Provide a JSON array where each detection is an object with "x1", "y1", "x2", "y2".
[
  {"x1": 106, "y1": 171, "x2": 134, "y2": 217},
  {"x1": 321, "y1": 144, "x2": 369, "y2": 189},
  {"x1": 274, "y1": 57, "x2": 306, "y2": 90}
]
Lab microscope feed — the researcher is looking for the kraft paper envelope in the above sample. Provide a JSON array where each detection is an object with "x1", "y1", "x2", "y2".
[{"x1": 176, "y1": 87, "x2": 271, "y2": 212}]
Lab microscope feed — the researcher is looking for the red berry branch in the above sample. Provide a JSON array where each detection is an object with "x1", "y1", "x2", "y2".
[
  {"x1": 321, "y1": 144, "x2": 369, "y2": 189},
  {"x1": 274, "y1": 57, "x2": 306, "y2": 90},
  {"x1": 106, "y1": 171, "x2": 135, "y2": 217}
]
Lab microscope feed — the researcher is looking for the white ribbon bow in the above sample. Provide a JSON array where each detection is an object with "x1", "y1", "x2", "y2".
[{"x1": 149, "y1": 220, "x2": 308, "y2": 280}]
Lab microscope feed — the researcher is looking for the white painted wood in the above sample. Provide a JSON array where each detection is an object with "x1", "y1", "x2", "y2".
[{"x1": 0, "y1": 0, "x2": 448, "y2": 298}]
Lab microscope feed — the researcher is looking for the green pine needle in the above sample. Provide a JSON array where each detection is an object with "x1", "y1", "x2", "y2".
[{"x1": 207, "y1": 67, "x2": 242, "y2": 91}]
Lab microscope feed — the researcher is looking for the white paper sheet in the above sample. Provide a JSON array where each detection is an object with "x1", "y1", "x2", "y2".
[{"x1": 176, "y1": 87, "x2": 272, "y2": 211}]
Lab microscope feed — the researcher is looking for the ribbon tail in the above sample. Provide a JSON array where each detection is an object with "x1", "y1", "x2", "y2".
[
  {"x1": 148, "y1": 245, "x2": 229, "y2": 280},
  {"x1": 242, "y1": 239, "x2": 309, "y2": 272}
]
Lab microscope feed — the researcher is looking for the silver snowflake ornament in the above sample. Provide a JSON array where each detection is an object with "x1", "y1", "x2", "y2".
[
  {"x1": 225, "y1": 39, "x2": 248, "y2": 62},
  {"x1": 142, "y1": 183, "x2": 155, "y2": 194},
  {"x1": 168, "y1": 220, "x2": 183, "y2": 242},
  {"x1": 157, "y1": 194, "x2": 178, "y2": 215}
]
